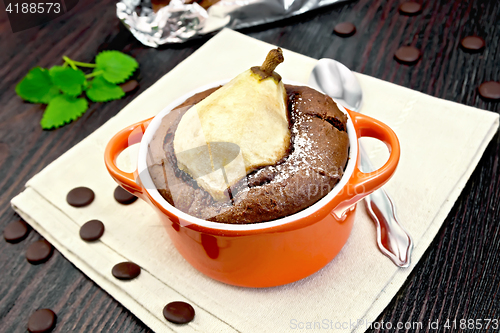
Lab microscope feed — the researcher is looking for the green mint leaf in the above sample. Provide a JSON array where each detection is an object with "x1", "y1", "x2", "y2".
[
  {"x1": 95, "y1": 51, "x2": 138, "y2": 84},
  {"x1": 49, "y1": 66, "x2": 86, "y2": 96},
  {"x1": 41, "y1": 95, "x2": 88, "y2": 129},
  {"x1": 16, "y1": 67, "x2": 60, "y2": 103},
  {"x1": 86, "y1": 76, "x2": 125, "y2": 102}
]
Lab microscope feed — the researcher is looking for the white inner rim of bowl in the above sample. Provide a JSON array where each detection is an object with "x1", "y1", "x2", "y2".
[{"x1": 137, "y1": 79, "x2": 358, "y2": 231}]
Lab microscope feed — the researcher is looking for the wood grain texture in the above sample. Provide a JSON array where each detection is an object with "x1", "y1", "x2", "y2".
[{"x1": 0, "y1": 0, "x2": 498, "y2": 332}]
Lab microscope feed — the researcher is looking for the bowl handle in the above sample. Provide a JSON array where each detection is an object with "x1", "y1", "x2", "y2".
[
  {"x1": 333, "y1": 110, "x2": 400, "y2": 217},
  {"x1": 104, "y1": 118, "x2": 152, "y2": 197}
]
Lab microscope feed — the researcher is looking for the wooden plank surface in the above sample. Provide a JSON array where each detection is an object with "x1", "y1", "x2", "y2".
[{"x1": 0, "y1": 0, "x2": 499, "y2": 332}]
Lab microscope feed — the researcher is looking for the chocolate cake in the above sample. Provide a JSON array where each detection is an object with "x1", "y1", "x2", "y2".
[{"x1": 147, "y1": 85, "x2": 349, "y2": 224}]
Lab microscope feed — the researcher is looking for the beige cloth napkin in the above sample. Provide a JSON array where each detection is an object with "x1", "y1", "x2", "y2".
[{"x1": 11, "y1": 29, "x2": 499, "y2": 333}]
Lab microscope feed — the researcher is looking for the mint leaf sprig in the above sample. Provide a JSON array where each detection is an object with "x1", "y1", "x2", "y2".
[{"x1": 16, "y1": 51, "x2": 139, "y2": 130}]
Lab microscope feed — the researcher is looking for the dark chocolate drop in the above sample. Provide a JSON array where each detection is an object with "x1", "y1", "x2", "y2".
[
  {"x1": 112, "y1": 262, "x2": 141, "y2": 280},
  {"x1": 163, "y1": 301, "x2": 195, "y2": 324},
  {"x1": 66, "y1": 187, "x2": 95, "y2": 207},
  {"x1": 79, "y1": 220, "x2": 105, "y2": 242},
  {"x1": 3, "y1": 220, "x2": 30, "y2": 243},
  {"x1": 120, "y1": 80, "x2": 139, "y2": 93},
  {"x1": 399, "y1": 2, "x2": 422, "y2": 15},
  {"x1": 114, "y1": 186, "x2": 138, "y2": 205},
  {"x1": 27, "y1": 308, "x2": 57, "y2": 333},
  {"x1": 460, "y1": 36, "x2": 485, "y2": 52},
  {"x1": 394, "y1": 46, "x2": 421, "y2": 64},
  {"x1": 333, "y1": 22, "x2": 356, "y2": 37},
  {"x1": 478, "y1": 81, "x2": 500, "y2": 101},
  {"x1": 26, "y1": 240, "x2": 53, "y2": 264}
]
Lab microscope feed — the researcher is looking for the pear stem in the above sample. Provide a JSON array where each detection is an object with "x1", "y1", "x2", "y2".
[{"x1": 260, "y1": 48, "x2": 284, "y2": 76}]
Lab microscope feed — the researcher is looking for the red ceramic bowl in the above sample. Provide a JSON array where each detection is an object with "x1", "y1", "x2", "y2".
[{"x1": 105, "y1": 80, "x2": 400, "y2": 288}]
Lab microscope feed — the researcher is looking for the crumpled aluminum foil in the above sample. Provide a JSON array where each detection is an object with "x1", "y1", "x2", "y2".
[{"x1": 117, "y1": 0, "x2": 349, "y2": 47}]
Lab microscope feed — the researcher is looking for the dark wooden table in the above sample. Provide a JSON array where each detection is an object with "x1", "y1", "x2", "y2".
[{"x1": 1, "y1": 0, "x2": 499, "y2": 332}]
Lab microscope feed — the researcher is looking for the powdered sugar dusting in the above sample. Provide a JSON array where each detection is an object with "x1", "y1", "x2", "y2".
[{"x1": 250, "y1": 95, "x2": 324, "y2": 185}]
